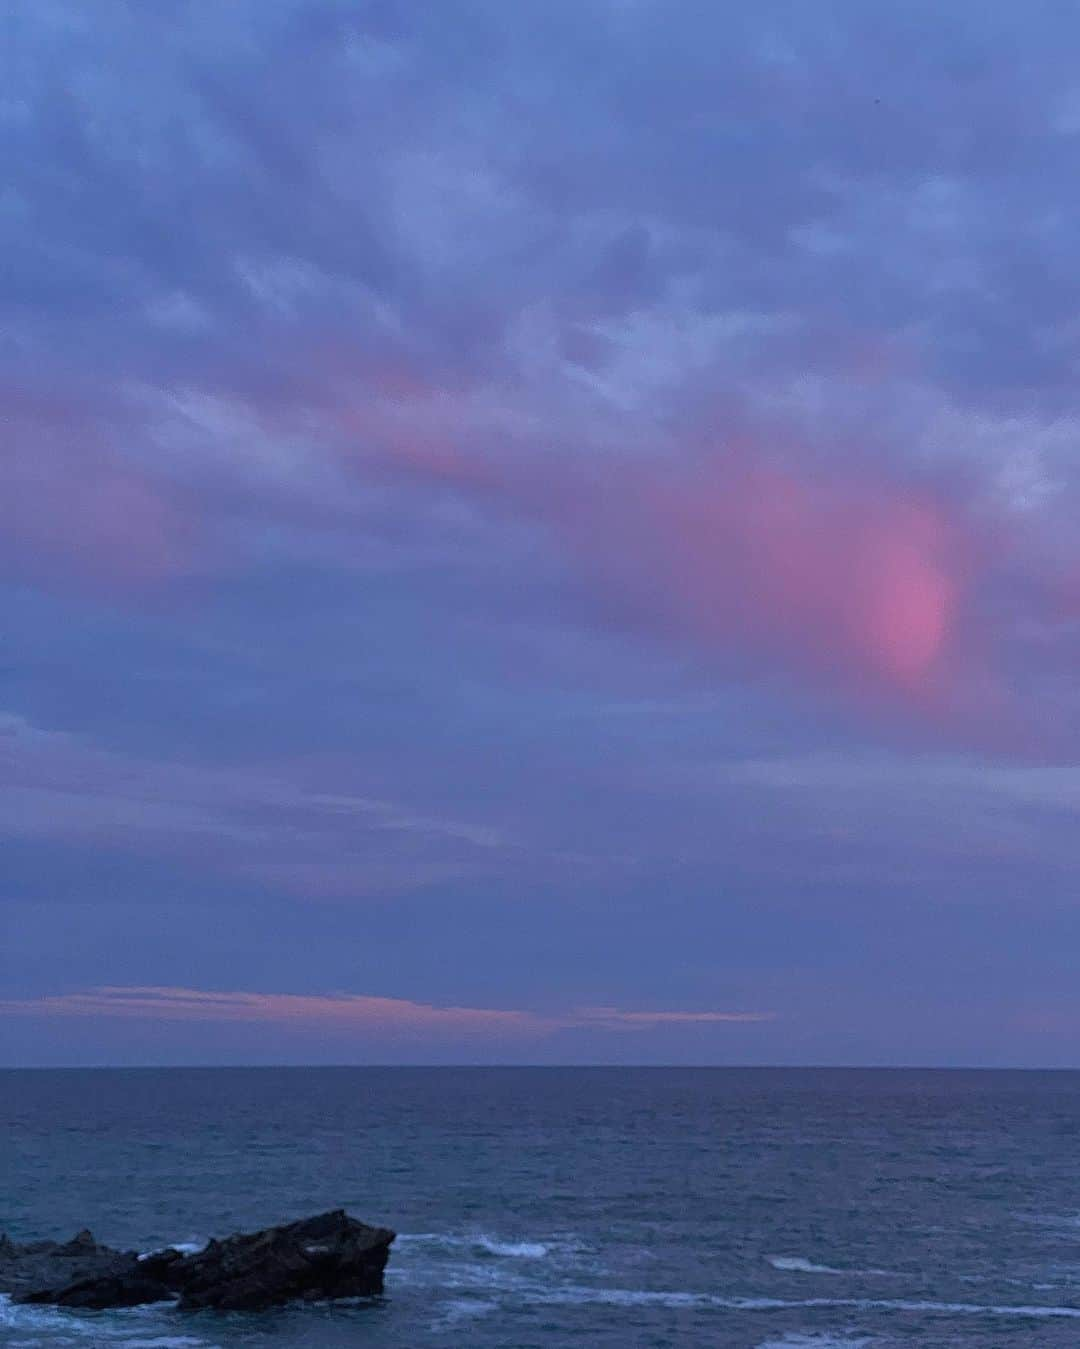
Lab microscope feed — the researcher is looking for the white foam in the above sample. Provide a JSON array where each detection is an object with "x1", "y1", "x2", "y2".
[
  {"x1": 110, "y1": 1340, "x2": 214, "y2": 1348},
  {"x1": 396, "y1": 1231, "x2": 550, "y2": 1258},
  {"x1": 768, "y1": 1256, "x2": 846, "y2": 1275},
  {"x1": 518, "y1": 1287, "x2": 1080, "y2": 1319},
  {"x1": 475, "y1": 1236, "x2": 549, "y2": 1258},
  {"x1": 756, "y1": 1336, "x2": 875, "y2": 1349},
  {"x1": 138, "y1": 1240, "x2": 206, "y2": 1261},
  {"x1": 767, "y1": 1255, "x2": 897, "y2": 1278},
  {"x1": 429, "y1": 1296, "x2": 498, "y2": 1330},
  {"x1": 542, "y1": 1286, "x2": 705, "y2": 1308},
  {"x1": 389, "y1": 1247, "x2": 1080, "y2": 1323},
  {"x1": 852, "y1": 1298, "x2": 1080, "y2": 1319},
  {"x1": 0, "y1": 1295, "x2": 219, "y2": 1346}
]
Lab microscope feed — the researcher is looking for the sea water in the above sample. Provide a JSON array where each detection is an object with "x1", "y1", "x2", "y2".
[{"x1": 4, "y1": 1067, "x2": 1080, "y2": 1348}]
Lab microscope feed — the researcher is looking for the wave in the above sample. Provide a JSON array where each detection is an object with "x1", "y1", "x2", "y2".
[
  {"x1": 8, "y1": 1264, "x2": 1079, "y2": 1342},
  {"x1": 756, "y1": 1336, "x2": 876, "y2": 1349},
  {"x1": 522, "y1": 1286, "x2": 1080, "y2": 1319},
  {"x1": 138, "y1": 1240, "x2": 207, "y2": 1261},
  {"x1": 428, "y1": 1295, "x2": 499, "y2": 1330},
  {"x1": 0, "y1": 1295, "x2": 219, "y2": 1348},
  {"x1": 396, "y1": 1231, "x2": 551, "y2": 1258},
  {"x1": 390, "y1": 1239, "x2": 1080, "y2": 1322},
  {"x1": 90, "y1": 1340, "x2": 214, "y2": 1348},
  {"x1": 476, "y1": 1236, "x2": 549, "y2": 1258},
  {"x1": 767, "y1": 1256, "x2": 897, "y2": 1278},
  {"x1": 768, "y1": 1256, "x2": 847, "y2": 1275}
]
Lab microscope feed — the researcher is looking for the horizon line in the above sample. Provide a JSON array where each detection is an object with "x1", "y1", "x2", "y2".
[{"x1": 5, "y1": 1062, "x2": 1080, "y2": 1072}]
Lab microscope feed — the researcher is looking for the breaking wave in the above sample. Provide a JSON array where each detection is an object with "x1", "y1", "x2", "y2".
[
  {"x1": 137, "y1": 1241, "x2": 207, "y2": 1262},
  {"x1": 767, "y1": 1255, "x2": 898, "y2": 1277},
  {"x1": 768, "y1": 1256, "x2": 848, "y2": 1275},
  {"x1": 396, "y1": 1231, "x2": 552, "y2": 1258},
  {"x1": 0, "y1": 1294, "x2": 219, "y2": 1348}
]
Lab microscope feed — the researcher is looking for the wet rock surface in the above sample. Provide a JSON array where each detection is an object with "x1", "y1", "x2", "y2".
[{"x1": 0, "y1": 1210, "x2": 395, "y2": 1311}]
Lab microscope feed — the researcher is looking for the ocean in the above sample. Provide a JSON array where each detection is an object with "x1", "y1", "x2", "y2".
[{"x1": 4, "y1": 1067, "x2": 1080, "y2": 1348}]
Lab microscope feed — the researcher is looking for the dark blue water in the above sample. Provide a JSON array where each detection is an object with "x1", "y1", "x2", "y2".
[{"x1": 5, "y1": 1068, "x2": 1080, "y2": 1348}]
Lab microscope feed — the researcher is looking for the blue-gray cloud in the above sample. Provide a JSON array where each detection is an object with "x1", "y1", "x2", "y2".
[{"x1": 5, "y1": 0, "x2": 1080, "y2": 1065}]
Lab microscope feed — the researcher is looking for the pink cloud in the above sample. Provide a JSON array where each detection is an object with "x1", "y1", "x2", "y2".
[
  {"x1": 581, "y1": 457, "x2": 968, "y2": 698},
  {"x1": 344, "y1": 393, "x2": 974, "y2": 704},
  {"x1": 0, "y1": 986, "x2": 774, "y2": 1039},
  {"x1": 2, "y1": 987, "x2": 540, "y2": 1036},
  {"x1": 2, "y1": 358, "x2": 982, "y2": 712}
]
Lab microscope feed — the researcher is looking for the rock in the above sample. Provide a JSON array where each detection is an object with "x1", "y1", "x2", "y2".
[
  {"x1": 0, "y1": 1210, "x2": 394, "y2": 1312},
  {"x1": 18, "y1": 1271, "x2": 177, "y2": 1310},
  {"x1": 0, "y1": 1229, "x2": 140, "y2": 1303},
  {"x1": 159, "y1": 1210, "x2": 395, "y2": 1311}
]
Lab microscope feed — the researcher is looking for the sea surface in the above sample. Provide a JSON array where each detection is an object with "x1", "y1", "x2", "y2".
[{"x1": 4, "y1": 1067, "x2": 1080, "y2": 1348}]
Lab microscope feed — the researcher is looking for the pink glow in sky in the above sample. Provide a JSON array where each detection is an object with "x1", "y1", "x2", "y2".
[
  {"x1": 356, "y1": 414, "x2": 968, "y2": 704},
  {"x1": 606, "y1": 461, "x2": 963, "y2": 694}
]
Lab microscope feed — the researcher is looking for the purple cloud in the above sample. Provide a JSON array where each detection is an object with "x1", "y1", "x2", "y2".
[{"x1": 6, "y1": 0, "x2": 1080, "y2": 1065}]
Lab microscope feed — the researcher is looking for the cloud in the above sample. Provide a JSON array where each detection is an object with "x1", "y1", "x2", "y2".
[
  {"x1": 11, "y1": 4, "x2": 1080, "y2": 1069},
  {"x1": 699, "y1": 749, "x2": 1080, "y2": 877},
  {"x1": 720, "y1": 750, "x2": 1080, "y2": 808},
  {"x1": 9, "y1": 0, "x2": 1080, "y2": 743},
  {"x1": 571, "y1": 457, "x2": 966, "y2": 697},
  {"x1": 0, "y1": 712, "x2": 508, "y2": 894},
  {"x1": 350, "y1": 418, "x2": 973, "y2": 703},
  {"x1": 574, "y1": 1006, "x2": 776, "y2": 1028},
  {"x1": 0, "y1": 986, "x2": 775, "y2": 1040},
  {"x1": 0, "y1": 382, "x2": 191, "y2": 588}
]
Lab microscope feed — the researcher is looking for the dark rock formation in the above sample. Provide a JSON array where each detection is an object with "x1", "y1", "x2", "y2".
[
  {"x1": 0, "y1": 1228, "x2": 172, "y2": 1309},
  {"x1": 0, "y1": 1211, "x2": 394, "y2": 1311}
]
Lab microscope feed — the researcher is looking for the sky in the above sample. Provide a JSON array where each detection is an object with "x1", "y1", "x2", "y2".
[{"x1": 4, "y1": 0, "x2": 1080, "y2": 1068}]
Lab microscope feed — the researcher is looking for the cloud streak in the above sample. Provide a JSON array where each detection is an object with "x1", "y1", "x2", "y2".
[
  {"x1": 0, "y1": 986, "x2": 775, "y2": 1041},
  {"x1": 0, "y1": 712, "x2": 507, "y2": 895}
]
